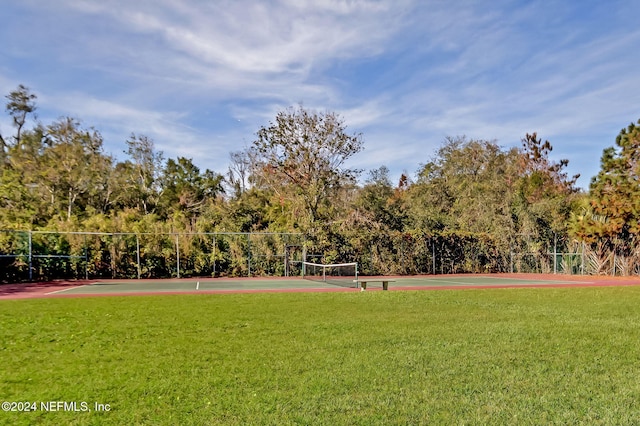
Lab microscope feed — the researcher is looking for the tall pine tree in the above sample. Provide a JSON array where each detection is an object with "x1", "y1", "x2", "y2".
[{"x1": 576, "y1": 120, "x2": 640, "y2": 248}]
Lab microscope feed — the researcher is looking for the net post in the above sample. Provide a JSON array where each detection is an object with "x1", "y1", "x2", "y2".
[{"x1": 354, "y1": 262, "x2": 359, "y2": 289}]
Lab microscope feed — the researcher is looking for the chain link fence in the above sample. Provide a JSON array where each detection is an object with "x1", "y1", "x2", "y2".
[
  {"x1": 0, "y1": 230, "x2": 304, "y2": 282},
  {"x1": 0, "y1": 229, "x2": 618, "y2": 283}
]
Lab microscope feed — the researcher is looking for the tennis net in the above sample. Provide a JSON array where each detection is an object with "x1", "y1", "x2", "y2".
[{"x1": 302, "y1": 261, "x2": 358, "y2": 288}]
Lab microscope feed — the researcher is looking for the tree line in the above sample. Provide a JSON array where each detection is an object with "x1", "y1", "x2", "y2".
[{"x1": 1, "y1": 84, "x2": 640, "y2": 279}]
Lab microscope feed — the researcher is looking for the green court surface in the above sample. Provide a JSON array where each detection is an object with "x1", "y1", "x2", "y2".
[
  {"x1": 390, "y1": 275, "x2": 585, "y2": 287},
  {"x1": 47, "y1": 278, "x2": 330, "y2": 295},
  {"x1": 42, "y1": 274, "x2": 600, "y2": 297}
]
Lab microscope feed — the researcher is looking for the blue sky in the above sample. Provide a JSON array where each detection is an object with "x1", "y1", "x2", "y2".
[{"x1": 2, "y1": 0, "x2": 640, "y2": 189}]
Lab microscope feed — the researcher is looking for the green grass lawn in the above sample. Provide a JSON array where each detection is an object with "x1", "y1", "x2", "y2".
[{"x1": 2, "y1": 287, "x2": 640, "y2": 425}]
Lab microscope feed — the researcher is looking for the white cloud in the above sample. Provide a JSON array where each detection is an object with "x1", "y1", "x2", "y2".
[
  {"x1": 62, "y1": 0, "x2": 407, "y2": 81},
  {"x1": 3, "y1": 0, "x2": 640, "y2": 191}
]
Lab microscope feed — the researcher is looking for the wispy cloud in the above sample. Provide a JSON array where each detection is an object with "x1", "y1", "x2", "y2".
[
  {"x1": 2, "y1": 0, "x2": 640, "y2": 187},
  {"x1": 59, "y1": 0, "x2": 407, "y2": 90}
]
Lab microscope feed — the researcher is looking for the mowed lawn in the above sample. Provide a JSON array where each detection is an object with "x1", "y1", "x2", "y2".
[{"x1": 2, "y1": 287, "x2": 640, "y2": 425}]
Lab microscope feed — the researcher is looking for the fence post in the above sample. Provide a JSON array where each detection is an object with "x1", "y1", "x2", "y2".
[
  {"x1": 284, "y1": 244, "x2": 289, "y2": 277},
  {"x1": 213, "y1": 234, "x2": 218, "y2": 278},
  {"x1": 28, "y1": 230, "x2": 33, "y2": 281},
  {"x1": 431, "y1": 238, "x2": 436, "y2": 275},
  {"x1": 111, "y1": 234, "x2": 116, "y2": 279},
  {"x1": 176, "y1": 235, "x2": 180, "y2": 279},
  {"x1": 510, "y1": 248, "x2": 514, "y2": 274},
  {"x1": 247, "y1": 233, "x2": 251, "y2": 277},
  {"x1": 84, "y1": 234, "x2": 88, "y2": 280},
  {"x1": 401, "y1": 237, "x2": 405, "y2": 274},
  {"x1": 553, "y1": 234, "x2": 557, "y2": 274},
  {"x1": 370, "y1": 245, "x2": 374, "y2": 276},
  {"x1": 136, "y1": 234, "x2": 141, "y2": 280}
]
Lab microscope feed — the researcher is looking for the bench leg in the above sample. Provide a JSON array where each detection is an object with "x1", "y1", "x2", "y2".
[{"x1": 382, "y1": 281, "x2": 388, "y2": 291}]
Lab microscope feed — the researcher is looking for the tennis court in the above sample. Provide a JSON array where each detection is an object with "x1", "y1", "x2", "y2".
[{"x1": 2, "y1": 273, "x2": 640, "y2": 299}]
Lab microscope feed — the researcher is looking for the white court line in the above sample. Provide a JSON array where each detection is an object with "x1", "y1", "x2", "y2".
[
  {"x1": 413, "y1": 279, "x2": 480, "y2": 286},
  {"x1": 407, "y1": 277, "x2": 595, "y2": 286},
  {"x1": 45, "y1": 285, "x2": 90, "y2": 295},
  {"x1": 478, "y1": 275, "x2": 582, "y2": 284},
  {"x1": 476, "y1": 275, "x2": 595, "y2": 284}
]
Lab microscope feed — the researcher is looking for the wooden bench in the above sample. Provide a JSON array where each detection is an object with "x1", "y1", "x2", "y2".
[{"x1": 355, "y1": 279, "x2": 395, "y2": 291}]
